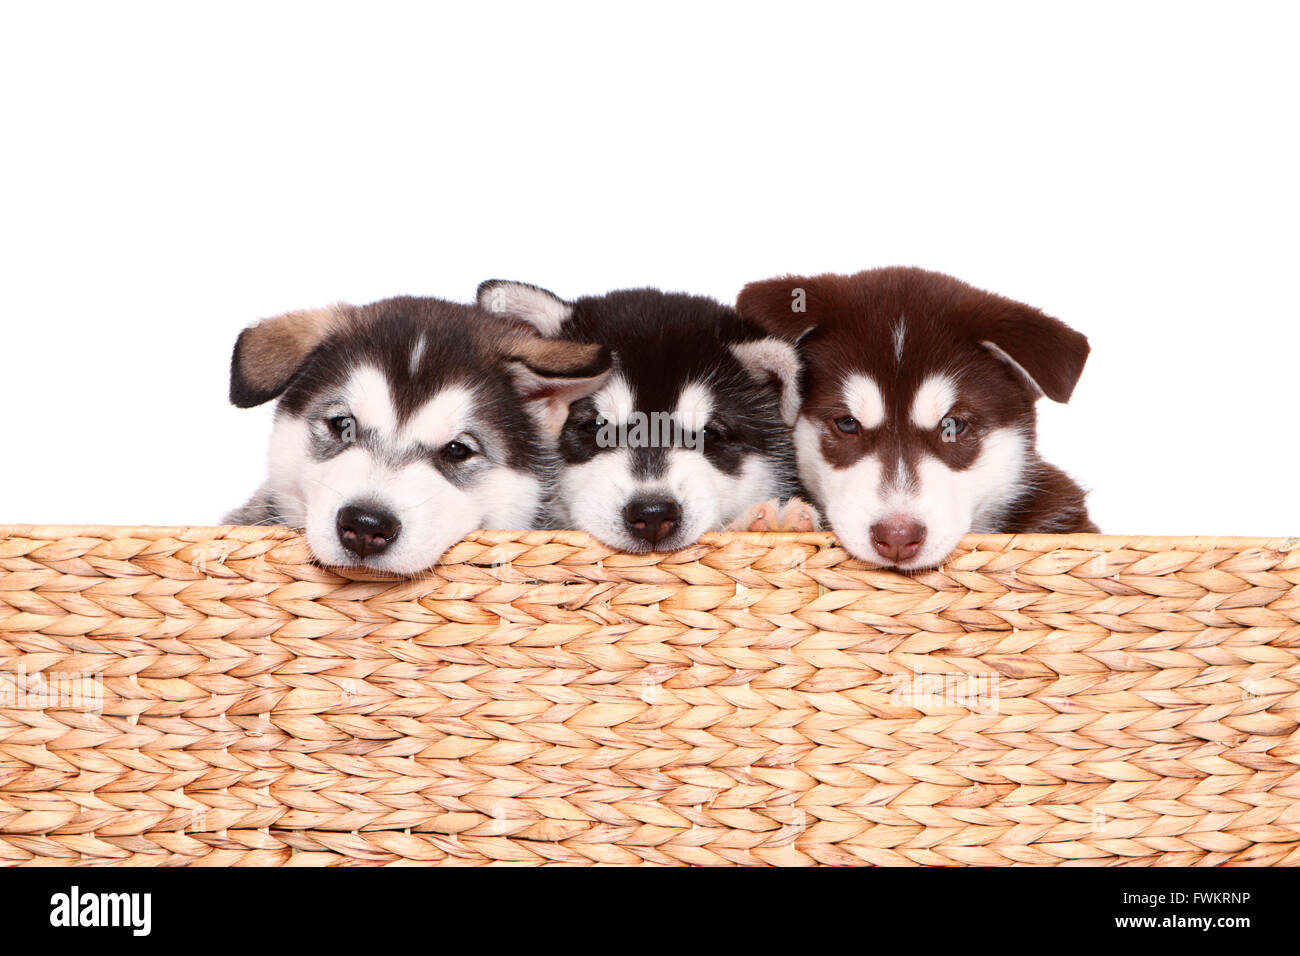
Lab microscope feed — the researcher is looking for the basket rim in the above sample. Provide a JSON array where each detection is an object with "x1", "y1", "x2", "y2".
[{"x1": 1, "y1": 523, "x2": 1296, "y2": 554}]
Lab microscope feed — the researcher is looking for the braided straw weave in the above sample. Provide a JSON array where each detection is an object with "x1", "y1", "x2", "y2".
[{"x1": 0, "y1": 525, "x2": 1298, "y2": 866}]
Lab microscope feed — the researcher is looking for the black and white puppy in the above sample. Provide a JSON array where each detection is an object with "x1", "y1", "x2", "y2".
[
  {"x1": 477, "y1": 281, "x2": 809, "y2": 551},
  {"x1": 738, "y1": 267, "x2": 1097, "y2": 570},
  {"x1": 226, "y1": 295, "x2": 610, "y2": 573}
]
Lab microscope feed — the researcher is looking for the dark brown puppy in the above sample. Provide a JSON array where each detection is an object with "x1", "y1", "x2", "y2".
[{"x1": 737, "y1": 266, "x2": 1097, "y2": 569}]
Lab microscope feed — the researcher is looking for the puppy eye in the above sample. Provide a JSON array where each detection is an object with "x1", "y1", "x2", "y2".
[
  {"x1": 701, "y1": 421, "x2": 727, "y2": 442},
  {"x1": 327, "y1": 416, "x2": 356, "y2": 440},
  {"x1": 940, "y1": 416, "x2": 968, "y2": 438},
  {"x1": 835, "y1": 416, "x2": 860, "y2": 435},
  {"x1": 581, "y1": 416, "x2": 607, "y2": 434},
  {"x1": 443, "y1": 440, "x2": 475, "y2": 462}
]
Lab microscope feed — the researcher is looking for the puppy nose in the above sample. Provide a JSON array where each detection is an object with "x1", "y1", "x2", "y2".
[
  {"x1": 336, "y1": 504, "x2": 401, "y2": 558},
  {"x1": 869, "y1": 516, "x2": 926, "y2": 564},
  {"x1": 623, "y1": 497, "x2": 682, "y2": 545}
]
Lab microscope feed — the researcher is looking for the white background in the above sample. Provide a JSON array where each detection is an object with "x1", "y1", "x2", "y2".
[{"x1": 1, "y1": 2, "x2": 1297, "y2": 534}]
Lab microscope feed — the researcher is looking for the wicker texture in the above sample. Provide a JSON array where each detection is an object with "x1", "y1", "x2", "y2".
[{"x1": 1, "y1": 524, "x2": 1298, "y2": 866}]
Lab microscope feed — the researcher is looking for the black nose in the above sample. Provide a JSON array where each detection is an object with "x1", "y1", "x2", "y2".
[
  {"x1": 623, "y1": 497, "x2": 682, "y2": 546},
  {"x1": 336, "y1": 504, "x2": 401, "y2": 558}
]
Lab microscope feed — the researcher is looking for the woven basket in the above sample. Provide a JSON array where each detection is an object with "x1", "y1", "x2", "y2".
[{"x1": 1, "y1": 524, "x2": 1297, "y2": 866}]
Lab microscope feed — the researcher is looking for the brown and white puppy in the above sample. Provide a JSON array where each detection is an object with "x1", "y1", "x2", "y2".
[
  {"x1": 737, "y1": 267, "x2": 1097, "y2": 569},
  {"x1": 226, "y1": 296, "x2": 610, "y2": 573}
]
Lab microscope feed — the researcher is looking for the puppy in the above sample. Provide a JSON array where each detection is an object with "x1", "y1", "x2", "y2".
[
  {"x1": 477, "y1": 281, "x2": 809, "y2": 551},
  {"x1": 226, "y1": 295, "x2": 610, "y2": 573},
  {"x1": 737, "y1": 266, "x2": 1097, "y2": 569}
]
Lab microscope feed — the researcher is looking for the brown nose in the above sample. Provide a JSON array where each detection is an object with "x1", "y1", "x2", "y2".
[{"x1": 870, "y1": 516, "x2": 926, "y2": 564}]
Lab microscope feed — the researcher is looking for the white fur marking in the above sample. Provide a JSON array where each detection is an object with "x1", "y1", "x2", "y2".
[
  {"x1": 345, "y1": 365, "x2": 398, "y2": 439},
  {"x1": 400, "y1": 385, "x2": 476, "y2": 449},
  {"x1": 893, "y1": 316, "x2": 906, "y2": 362},
  {"x1": 674, "y1": 381, "x2": 713, "y2": 433},
  {"x1": 594, "y1": 376, "x2": 636, "y2": 426},
  {"x1": 409, "y1": 335, "x2": 426, "y2": 376},
  {"x1": 842, "y1": 373, "x2": 885, "y2": 429},
  {"x1": 910, "y1": 374, "x2": 957, "y2": 429}
]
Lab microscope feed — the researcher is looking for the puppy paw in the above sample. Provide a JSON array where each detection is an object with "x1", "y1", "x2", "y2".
[
  {"x1": 729, "y1": 498, "x2": 781, "y2": 532},
  {"x1": 775, "y1": 497, "x2": 820, "y2": 532},
  {"x1": 728, "y1": 497, "x2": 821, "y2": 532}
]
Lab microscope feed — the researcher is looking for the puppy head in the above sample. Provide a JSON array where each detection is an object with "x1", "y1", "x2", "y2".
[
  {"x1": 480, "y1": 282, "x2": 800, "y2": 551},
  {"x1": 738, "y1": 267, "x2": 1089, "y2": 569},
  {"x1": 229, "y1": 297, "x2": 609, "y2": 573}
]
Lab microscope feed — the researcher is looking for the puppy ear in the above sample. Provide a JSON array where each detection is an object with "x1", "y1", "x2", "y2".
[
  {"x1": 730, "y1": 338, "x2": 802, "y2": 425},
  {"x1": 478, "y1": 279, "x2": 573, "y2": 336},
  {"x1": 501, "y1": 336, "x2": 612, "y2": 435},
  {"x1": 230, "y1": 304, "x2": 347, "y2": 408},
  {"x1": 736, "y1": 275, "x2": 820, "y2": 338},
  {"x1": 974, "y1": 303, "x2": 1090, "y2": 403}
]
